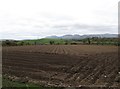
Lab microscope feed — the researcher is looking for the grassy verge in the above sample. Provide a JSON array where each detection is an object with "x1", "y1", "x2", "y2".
[{"x1": 2, "y1": 77, "x2": 64, "y2": 89}]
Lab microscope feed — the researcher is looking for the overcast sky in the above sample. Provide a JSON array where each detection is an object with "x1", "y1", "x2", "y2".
[{"x1": 0, "y1": 0, "x2": 119, "y2": 40}]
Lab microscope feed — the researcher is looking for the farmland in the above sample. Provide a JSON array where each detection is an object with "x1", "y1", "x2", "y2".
[{"x1": 2, "y1": 45, "x2": 120, "y2": 88}]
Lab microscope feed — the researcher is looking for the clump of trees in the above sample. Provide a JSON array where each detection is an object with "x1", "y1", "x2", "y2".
[
  {"x1": 2, "y1": 40, "x2": 30, "y2": 46},
  {"x1": 69, "y1": 37, "x2": 119, "y2": 46},
  {"x1": 2, "y1": 40, "x2": 18, "y2": 46},
  {"x1": 49, "y1": 41, "x2": 55, "y2": 45}
]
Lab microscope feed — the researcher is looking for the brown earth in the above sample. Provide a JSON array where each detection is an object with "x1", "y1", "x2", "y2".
[{"x1": 2, "y1": 45, "x2": 120, "y2": 87}]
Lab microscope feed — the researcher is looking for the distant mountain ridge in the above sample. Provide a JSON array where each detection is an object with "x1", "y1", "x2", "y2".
[{"x1": 46, "y1": 34, "x2": 118, "y2": 39}]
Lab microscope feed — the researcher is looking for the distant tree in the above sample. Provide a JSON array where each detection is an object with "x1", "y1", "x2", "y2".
[
  {"x1": 82, "y1": 40, "x2": 86, "y2": 44},
  {"x1": 20, "y1": 42, "x2": 24, "y2": 46},
  {"x1": 65, "y1": 40, "x2": 69, "y2": 45},
  {"x1": 87, "y1": 38, "x2": 91, "y2": 44},
  {"x1": 5, "y1": 40, "x2": 11, "y2": 45},
  {"x1": 34, "y1": 41, "x2": 37, "y2": 45},
  {"x1": 65, "y1": 42, "x2": 68, "y2": 45},
  {"x1": 26, "y1": 42, "x2": 30, "y2": 45},
  {"x1": 49, "y1": 41, "x2": 54, "y2": 45},
  {"x1": 56, "y1": 43, "x2": 60, "y2": 45},
  {"x1": 2, "y1": 40, "x2": 18, "y2": 46}
]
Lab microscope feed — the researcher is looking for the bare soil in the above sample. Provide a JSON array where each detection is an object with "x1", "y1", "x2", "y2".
[{"x1": 2, "y1": 45, "x2": 120, "y2": 87}]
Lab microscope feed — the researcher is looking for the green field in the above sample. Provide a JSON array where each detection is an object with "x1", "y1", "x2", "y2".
[{"x1": 21, "y1": 38, "x2": 68, "y2": 45}]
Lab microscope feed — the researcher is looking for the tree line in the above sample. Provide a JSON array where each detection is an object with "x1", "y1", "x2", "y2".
[{"x1": 2, "y1": 37, "x2": 120, "y2": 46}]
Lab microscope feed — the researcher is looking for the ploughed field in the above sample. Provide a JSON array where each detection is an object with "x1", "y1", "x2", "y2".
[{"x1": 2, "y1": 45, "x2": 119, "y2": 87}]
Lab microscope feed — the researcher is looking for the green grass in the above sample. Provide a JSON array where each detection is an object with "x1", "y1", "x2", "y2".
[
  {"x1": 18, "y1": 38, "x2": 69, "y2": 45},
  {"x1": 3, "y1": 77, "x2": 39, "y2": 88},
  {"x1": 0, "y1": 75, "x2": 2, "y2": 89},
  {"x1": 2, "y1": 77, "x2": 64, "y2": 89}
]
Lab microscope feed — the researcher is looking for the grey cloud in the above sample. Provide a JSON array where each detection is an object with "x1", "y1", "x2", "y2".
[
  {"x1": 48, "y1": 24, "x2": 117, "y2": 36},
  {"x1": 0, "y1": 13, "x2": 117, "y2": 40},
  {"x1": 52, "y1": 24, "x2": 117, "y2": 32}
]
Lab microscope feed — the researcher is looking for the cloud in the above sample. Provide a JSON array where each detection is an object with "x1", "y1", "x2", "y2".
[
  {"x1": 51, "y1": 24, "x2": 117, "y2": 34},
  {"x1": 0, "y1": 0, "x2": 118, "y2": 40}
]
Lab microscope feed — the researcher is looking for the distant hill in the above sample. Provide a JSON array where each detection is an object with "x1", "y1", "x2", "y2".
[
  {"x1": 2, "y1": 34, "x2": 119, "y2": 46},
  {"x1": 46, "y1": 34, "x2": 118, "y2": 40}
]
